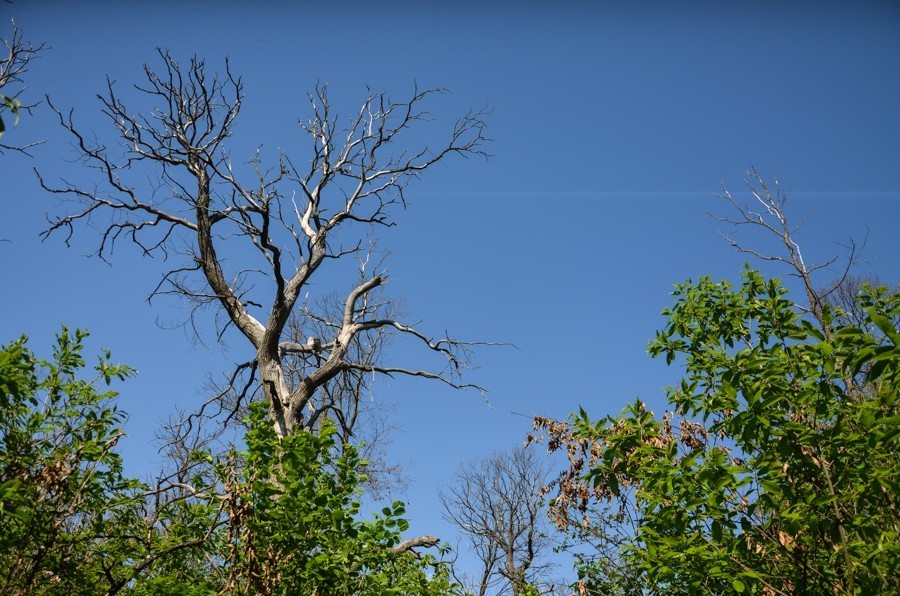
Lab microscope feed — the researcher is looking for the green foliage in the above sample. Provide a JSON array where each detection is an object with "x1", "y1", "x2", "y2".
[
  {"x1": 0, "y1": 330, "x2": 455, "y2": 594},
  {"x1": 0, "y1": 328, "x2": 142, "y2": 594},
  {"x1": 202, "y1": 400, "x2": 457, "y2": 594},
  {"x1": 544, "y1": 269, "x2": 899, "y2": 594},
  {"x1": 0, "y1": 95, "x2": 20, "y2": 137}
]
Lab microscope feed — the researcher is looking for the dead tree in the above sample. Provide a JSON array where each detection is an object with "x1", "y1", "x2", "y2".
[
  {"x1": 710, "y1": 169, "x2": 863, "y2": 333},
  {"x1": 440, "y1": 446, "x2": 557, "y2": 596},
  {"x1": 0, "y1": 19, "x2": 44, "y2": 155},
  {"x1": 39, "y1": 50, "x2": 491, "y2": 440}
]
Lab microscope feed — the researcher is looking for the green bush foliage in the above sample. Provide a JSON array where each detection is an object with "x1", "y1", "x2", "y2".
[
  {"x1": 538, "y1": 269, "x2": 899, "y2": 594},
  {"x1": 0, "y1": 328, "x2": 140, "y2": 593},
  {"x1": 0, "y1": 329, "x2": 455, "y2": 595}
]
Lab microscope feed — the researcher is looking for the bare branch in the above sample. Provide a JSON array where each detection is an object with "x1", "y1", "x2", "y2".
[
  {"x1": 343, "y1": 362, "x2": 488, "y2": 399},
  {"x1": 389, "y1": 535, "x2": 440, "y2": 555},
  {"x1": 710, "y1": 169, "x2": 864, "y2": 330},
  {"x1": 0, "y1": 20, "x2": 47, "y2": 154}
]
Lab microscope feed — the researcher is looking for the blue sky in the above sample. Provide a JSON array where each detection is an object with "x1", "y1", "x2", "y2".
[{"x1": 3, "y1": 0, "x2": 899, "y2": 587}]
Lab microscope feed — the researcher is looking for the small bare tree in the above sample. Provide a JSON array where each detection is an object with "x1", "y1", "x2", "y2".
[
  {"x1": 39, "y1": 50, "x2": 491, "y2": 444},
  {"x1": 0, "y1": 19, "x2": 44, "y2": 155},
  {"x1": 441, "y1": 446, "x2": 557, "y2": 596},
  {"x1": 710, "y1": 169, "x2": 863, "y2": 333}
]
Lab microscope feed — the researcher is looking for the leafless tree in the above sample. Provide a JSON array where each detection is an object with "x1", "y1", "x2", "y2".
[
  {"x1": 819, "y1": 273, "x2": 894, "y2": 328},
  {"x1": 39, "y1": 50, "x2": 492, "y2": 446},
  {"x1": 441, "y1": 446, "x2": 559, "y2": 596},
  {"x1": 710, "y1": 169, "x2": 864, "y2": 333},
  {"x1": 0, "y1": 19, "x2": 45, "y2": 155}
]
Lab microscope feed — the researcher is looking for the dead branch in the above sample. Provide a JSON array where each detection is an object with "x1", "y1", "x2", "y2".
[
  {"x1": 390, "y1": 535, "x2": 440, "y2": 555},
  {"x1": 710, "y1": 169, "x2": 862, "y2": 331},
  {"x1": 0, "y1": 20, "x2": 46, "y2": 155}
]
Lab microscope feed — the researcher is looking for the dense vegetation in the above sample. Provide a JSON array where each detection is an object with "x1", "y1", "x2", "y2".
[
  {"x1": 536, "y1": 270, "x2": 899, "y2": 594},
  {"x1": 3, "y1": 268, "x2": 896, "y2": 594},
  {"x1": 0, "y1": 329, "x2": 455, "y2": 594}
]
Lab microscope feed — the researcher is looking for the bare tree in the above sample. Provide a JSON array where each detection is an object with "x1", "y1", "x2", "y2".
[
  {"x1": 441, "y1": 446, "x2": 558, "y2": 596},
  {"x1": 710, "y1": 169, "x2": 863, "y2": 333},
  {"x1": 39, "y1": 50, "x2": 491, "y2": 445},
  {"x1": 820, "y1": 272, "x2": 894, "y2": 328},
  {"x1": 0, "y1": 19, "x2": 45, "y2": 155}
]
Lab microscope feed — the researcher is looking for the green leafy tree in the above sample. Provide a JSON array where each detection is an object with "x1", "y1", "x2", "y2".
[
  {"x1": 0, "y1": 328, "x2": 142, "y2": 594},
  {"x1": 218, "y1": 401, "x2": 457, "y2": 594},
  {"x1": 136, "y1": 400, "x2": 458, "y2": 594},
  {"x1": 536, "y1": 269, "x2": 899, "y2": 594}
]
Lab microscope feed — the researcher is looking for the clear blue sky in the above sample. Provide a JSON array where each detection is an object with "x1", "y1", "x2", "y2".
[{"x1": 3, "y1": 0, "x2": 899, "y2": 588}]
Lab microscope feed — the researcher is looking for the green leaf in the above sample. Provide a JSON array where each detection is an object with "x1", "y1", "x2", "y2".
[
  {"x1": 869, "y1": 310, "x2": 900, "y2": 345},
  {"x1": 711, "y1": 519, "x2": 723, "y2": 541},
  {"x1": 732, "y1": 579, "x2": 746, "y2": 593},
  {"x1": 859, "y1": 408, "x2": 876, "y2": 429}
]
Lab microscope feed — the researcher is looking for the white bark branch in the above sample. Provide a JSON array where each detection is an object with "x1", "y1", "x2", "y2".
[{"x1": 390, "y1": 535, "x2": 440, "y2": 554}]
